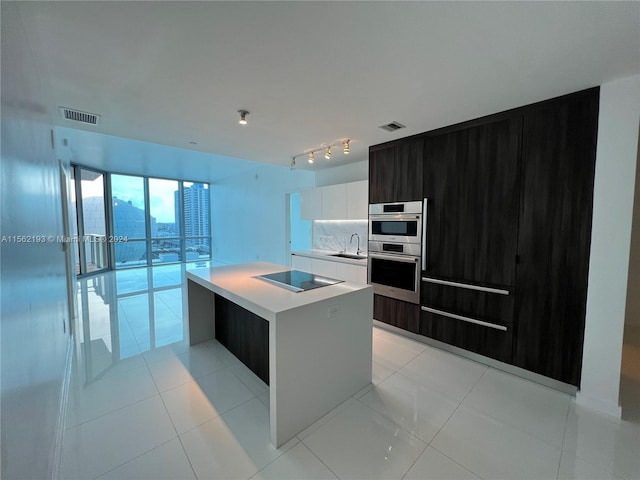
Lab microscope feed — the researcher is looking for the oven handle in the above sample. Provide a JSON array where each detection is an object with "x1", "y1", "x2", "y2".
[
  {"x1": 369, "y1": 213, "x2": 422, "y2": 221},
  {"x1": 421, "y1": 198, "x2": 428, "y2": 271},
  {"x1": 421, "y1": 306, "x2": 508, "y2": 331},
  {"x1": 369, "y1": 252, "x2": 420, "y2": 264}
]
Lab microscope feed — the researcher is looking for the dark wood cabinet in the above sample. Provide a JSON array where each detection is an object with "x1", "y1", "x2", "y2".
[
  {"x1": 369, "y1": 138, "x2": 424, "y2": 204},
  {"x1": 419, "y1": 117, "x2": 520, "y2": 362},
  {"x1": 419, "y1": 310, "x2": 514, "y2": 363},
  {"x1": 367, "y1": 88, "x2": 600, "y2": 387},
  {"x1": 419, "y1": 279, "x2": 514, "y2": 362},
  {"x1": 373, "y1": 294, "x2": 419, "y2": 333},
  {"x1": 215, "y1": 294, "x2": 270, "y2": 384},
  {"x1": 512, "y1": 89, "x2": 599, "y2": 386},
  {"x1": 422, "y1": 117, "x2": 521, "y2": 288}
]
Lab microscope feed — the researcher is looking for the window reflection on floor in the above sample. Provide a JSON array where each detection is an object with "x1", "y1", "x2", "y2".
[{"x1": 75, "y1": 261, "x2": 216, "y2": 384}]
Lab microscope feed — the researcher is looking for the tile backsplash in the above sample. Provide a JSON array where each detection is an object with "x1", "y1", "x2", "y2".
[{"x1": 313, "y1": 220, "x2": 368, "y2": 254}]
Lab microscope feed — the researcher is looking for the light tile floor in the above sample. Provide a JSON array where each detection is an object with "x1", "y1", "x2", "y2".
[{"x1": 61, "y1": 266, "x2": 640, "y2": 480}]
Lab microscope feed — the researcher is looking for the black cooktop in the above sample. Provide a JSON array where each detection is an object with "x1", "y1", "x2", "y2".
[{"x1": 255, "y1": 270, "x2": 344, "y2": 292}]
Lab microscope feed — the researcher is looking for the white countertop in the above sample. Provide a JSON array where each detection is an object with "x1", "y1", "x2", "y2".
[
  {"x1": 186, "y1": 262, "x2": 371, "y2": 322},
  {"x1": 291, "y1": 249, "x2": 368, "y2": 266}
]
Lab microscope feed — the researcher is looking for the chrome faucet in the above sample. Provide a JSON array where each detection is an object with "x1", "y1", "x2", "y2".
[{"x1": 350, "y1": 233, "x2": 362, "y2": 255}]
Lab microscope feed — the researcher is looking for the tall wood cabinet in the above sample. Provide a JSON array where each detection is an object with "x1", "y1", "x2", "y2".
[
  {"x1": 369, "y1": 87, "x2": 600, "y2": 385},
  {"x1": 419, "y1": 116, "x2": 521, "y2": 363},
  {"x1": 512, "y1": 90, "x2": 599, "y2": 385},
  {"x1": 422, "y1": 117, "x2": 521, "y2": 287},
  {"x1": 369, "y1": 139, "x2": 424, "y2": 203}
]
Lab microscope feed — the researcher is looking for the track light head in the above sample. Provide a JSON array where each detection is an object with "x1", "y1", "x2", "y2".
[
  {"x1": 238, "y1": 110, "x2": 249, "y2": 125},
  {"x1": 324, "y1": 146, "x2": 332, "y2": 160},
  {"x1": 290, "y1": 157, "x2": 296, "y2": 169},
  {"x1": 343, "y1": 139, "x2": 350, "y2": 155},
  {"x1": 308, "y1": 152, "x2": 315, "y2": 164}
]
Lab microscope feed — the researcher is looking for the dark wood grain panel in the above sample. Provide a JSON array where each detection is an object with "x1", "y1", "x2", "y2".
[
  {"x1": 421, "y1": 280, "x2": 514, "y2": 328},
  {"x1": 215, "y1": 294, "x2": 269, "y2": 384},
  {"x1": 418, "y1": 309, "x2": 513, "y2": 363},
  {"x1": 373, "y1": 294, "x2": 419, "y2": 333},
  {"x1": 423, "y1": 117, "x2": 521, "y2": 287},
  {"x1": 512, "y1": 89, "x2": 599, "y2": 386},
  {"x1": 369, "y1": 138, "x2": 424, "y2": 204}
]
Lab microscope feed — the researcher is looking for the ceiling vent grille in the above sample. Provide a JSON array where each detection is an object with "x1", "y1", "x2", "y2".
[
  {"x1": 59, "y1": 107, "x2": 100, "y2": 125},
  {"x1": 379, "y1": 121, "x2": 406, "y2": 132}
]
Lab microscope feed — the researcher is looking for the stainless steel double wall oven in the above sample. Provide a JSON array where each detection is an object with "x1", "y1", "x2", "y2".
[{"x1": 368, "y1": 200, "x2": 426, "y2": 304}]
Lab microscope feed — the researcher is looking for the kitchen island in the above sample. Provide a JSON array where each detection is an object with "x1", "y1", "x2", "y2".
[{"x1": 186, "y1": 262, "x2": 373, "y2": 447}]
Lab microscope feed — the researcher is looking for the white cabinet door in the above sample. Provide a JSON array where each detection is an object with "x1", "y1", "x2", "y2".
[
  {"x1": 301, "y1": 188, "x2": 322, "y2": 220},
  {"x1": 347, "y1": 180, "x2": 369, "y2": 220},
  {"x1": 291, "y1": 254, "x2": 313, "y2": 273},
  {"x1": 336, "y1": 263, "x2": 368, "y2": 284},
  {"x1": 321, "y1": 184, "x2": 347, "y2": 220},
  {"x1": 356, "y1": 265, "x2": 368, "y2": 284},
  {"x1": 312, "y1": 258, "x2": 337, "y2": 278}
]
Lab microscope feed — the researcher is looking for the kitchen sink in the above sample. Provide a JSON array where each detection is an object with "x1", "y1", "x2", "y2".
[{"x1": 330, "y1": 253, "x2": 367, "y2": 260}]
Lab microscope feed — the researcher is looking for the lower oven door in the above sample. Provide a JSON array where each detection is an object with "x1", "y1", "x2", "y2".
[{"x1": 368, "y1": 252, "x2": 421, "y2": 304}]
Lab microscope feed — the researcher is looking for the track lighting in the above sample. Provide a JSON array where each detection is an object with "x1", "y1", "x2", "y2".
[
  {"x1": 238, "y1": 110, "x2": 249, "y2": 125},
  {"x1": 288, "y1": 138, "x2": 351, "y2": 167}
]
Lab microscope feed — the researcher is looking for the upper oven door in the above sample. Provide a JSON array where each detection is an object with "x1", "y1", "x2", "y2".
[{"x1": 369, "y1": 214, "x2": 422, "y2": 244}]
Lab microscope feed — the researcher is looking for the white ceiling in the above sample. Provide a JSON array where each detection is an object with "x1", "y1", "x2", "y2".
[{"x1": 15, "y1": 1, "x2": 640, "y2": 175}]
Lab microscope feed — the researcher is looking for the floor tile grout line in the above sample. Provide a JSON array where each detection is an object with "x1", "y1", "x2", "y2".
[
  {"x1": 176, "y1": 434, "x2": 199, "y2": 480},
  {"x1": 457, "y1": 391, "x2": 570, "y2": 452},
  {"x1": 90, "y1": 437, "x2": 179, "y2": 480},
  {"x1": 429, "y1": 444, "x2": 488, "y2": 480},
  {"x1": 175, "y1": 394, "x2": 259, "y2": 437},
  {"x1": 64, "y1": 391, "x2": 160, "y2": 431},
  {"x1": 557, "y1": 444, "x2": 627, "y2": 479},
  {"x1": 154, "y1": 384, "x2": 200, "y2": 480},
  {"x1": 410, "y1": 364, "x2": 490, "y2": 478},
  {"x1": 372, "y1": 346, "x2": 424, "y2": 379},
  {"x1": 296, "y1": 437, "x2": 345, "y2": 480},
  {"x1": 353, "y1": 395, "x2": 428, "y2": 447},
  {"x1": 399, "y1": 443, "x2": 429, "y2": 480},
  {"x1": 555, "y1": 393, "x2": 574, "y2": 480}
]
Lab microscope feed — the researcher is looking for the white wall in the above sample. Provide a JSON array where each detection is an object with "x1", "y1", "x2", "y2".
[
  {"x1": 211, "y1": 164, "x2": 314, "y2": 266},
  {"x1": 1, "y1": 3, "x2": 71, "y2": 478},
  {"x1": 314, "y1": 159, "x2": 368, "y2": 187},
  {"x1": 625, "y1": 131, "x2": 640, "y2": 328},
  {"x1": 578, "y1": 74, "x2": 640, "y2": 417}
]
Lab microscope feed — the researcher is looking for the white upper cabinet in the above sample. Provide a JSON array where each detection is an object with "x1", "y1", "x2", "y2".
[
  {"x1": 300, "y1": 188, "x2": 322, "y2": 220},
  {"x1": 300, "y1": 181, "x2": 368, "y2": 221},
  {"x1": 321, "y1": 184, "x2": 347, "y2": 219},
  {"x1": 347, "y1": 180, "x2": 368, "y2": 219}
]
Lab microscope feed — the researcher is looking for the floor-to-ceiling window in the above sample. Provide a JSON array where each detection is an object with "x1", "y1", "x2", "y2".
[
  {"x1": 73, "y1": 166, "x2": 109, "y2": 275},
  {"x1": 149, "y1": 178, "x2": 181, "y2": 264},
  {"x1": 111, "y1": 174, "x2": 148, "y2": 268},
  {"x1": 108, "y1": 173, "x2": 211, "y2": 269},
  {"x1": 182, "y1": 182, "x2": 211, "y2": 261},
  {"x1": 72, "y1": 166, "x2": 211, "y2": 273}
]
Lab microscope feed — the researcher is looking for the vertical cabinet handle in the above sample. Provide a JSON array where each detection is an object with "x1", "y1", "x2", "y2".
[{"x1": 421, "y1": 198, "x2": 428, "y2": 271}]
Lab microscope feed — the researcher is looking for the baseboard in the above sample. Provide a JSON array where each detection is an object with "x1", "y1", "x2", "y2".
[
  {"x1": 575, "y1": 391, "x2": 622, "y2": 420},
  {"x1": 373, "y1": 319, "x2": 578, "y2": 395},
  {"x1": 51, "y1": 334, "x2": 74, "y2": 480}
]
